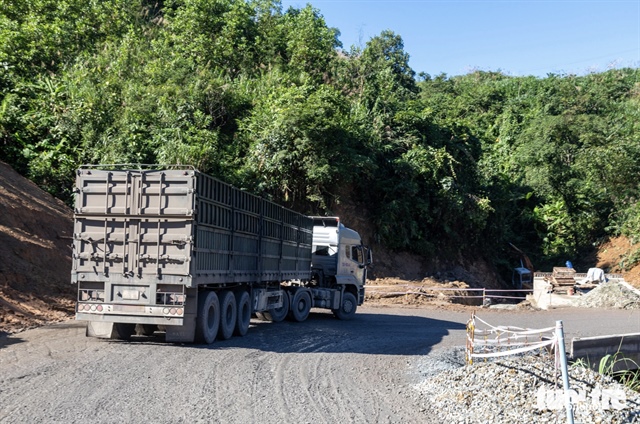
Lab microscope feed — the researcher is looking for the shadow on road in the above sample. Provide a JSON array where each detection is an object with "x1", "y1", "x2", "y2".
[
  {"x1": 185, "y1": 311, "x2": 467, "y2": 356},
  {"x1": 79, "y1": 310, "x2": 467, "y2": 356},
  {"x1": 0, "y1": 333, "x2": 24, "y2": 349}
]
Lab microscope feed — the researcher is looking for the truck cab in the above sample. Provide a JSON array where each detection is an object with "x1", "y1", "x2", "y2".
[{"x1": 310, "y1": 217, "x2": 371, "y2": 307}]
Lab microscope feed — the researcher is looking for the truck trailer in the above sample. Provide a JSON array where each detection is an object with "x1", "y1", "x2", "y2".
[{"x1": 72, "y1": 165, "x2": 372, "y2": 343}]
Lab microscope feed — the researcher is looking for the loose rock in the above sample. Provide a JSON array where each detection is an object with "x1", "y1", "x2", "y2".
[
  {"x1": 577, "y1": 281, "x2": 640, "y2": 309},
  {"x1": 413, "y1": 351, "x2": 640, "y2": 423}
]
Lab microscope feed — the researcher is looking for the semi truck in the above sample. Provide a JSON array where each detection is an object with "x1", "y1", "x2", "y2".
[{"x1": 71, "y1": 165, "x2": 372, "y2": 343}]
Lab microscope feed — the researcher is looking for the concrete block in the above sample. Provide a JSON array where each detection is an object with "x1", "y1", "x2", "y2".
[{"x1": 571, "y1": 333, "x2": 640, "y2": 371}]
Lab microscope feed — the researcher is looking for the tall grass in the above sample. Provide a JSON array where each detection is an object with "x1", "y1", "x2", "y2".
[
  {"x1": 597, "y1": 352, "x2": 640, "y2": 392},
  {"x1": 571, "y1": 351, "x2": 640, "y2": 393}
]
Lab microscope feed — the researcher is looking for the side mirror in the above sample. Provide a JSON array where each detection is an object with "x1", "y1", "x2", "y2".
[{"x1": 364, "y1": 246, "x2": 373, "y2": 266}]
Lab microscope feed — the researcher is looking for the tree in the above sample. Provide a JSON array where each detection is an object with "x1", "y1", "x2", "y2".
[
  {"x1": 236, "y1": 72, "x2": 371, "y2": 209},
  {"x1": 281, "y1": 5, "x2": 341, "y2": 82}
]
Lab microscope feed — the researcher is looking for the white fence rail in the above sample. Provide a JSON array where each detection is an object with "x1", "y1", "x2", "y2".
[{"x1": 366, "y1": 285, "x2": 533, "y2": 302}]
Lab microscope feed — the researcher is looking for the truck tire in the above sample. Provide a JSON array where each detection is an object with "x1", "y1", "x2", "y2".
[
  {"x1": 112, "y1": 323, "x2": 136, "y2": 340},
  {"x1": 195, "y1": 291, "x2": 220, "y2": 344},
  {"x1": 262, "y1": 291, "x2": 289, "y2": 322},
  {"x1": 288, "y1": 289, "x2": 312, "y2": 322},
  {"x1": 332, "y1": 292, "x2": 357, "y2": 320},
  {"x1": 218, "y1": 290, "x2": 237, "y2": 341},
  {"x1": 235, "y1": 291, "x2": 251, "y2": 337}
]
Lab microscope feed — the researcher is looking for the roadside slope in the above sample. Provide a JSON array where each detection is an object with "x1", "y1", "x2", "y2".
[
  {"x1": 596, "y1": 235, "x2": 640, "y2": 288},
  {"x1": 0, "y1": 161, "x2": 74, "y2": 334}
]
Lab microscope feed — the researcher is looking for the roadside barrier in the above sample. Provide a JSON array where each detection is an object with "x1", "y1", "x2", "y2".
[
  {"x1": 465, "y1": 312, "x2": 557, "y2": 364},
  {"x1": 366, "y1": 285, "x2": 533, "y2": 303},
  {"x1": 466, "y1": 313, "x2": 576, "y2": 424}
]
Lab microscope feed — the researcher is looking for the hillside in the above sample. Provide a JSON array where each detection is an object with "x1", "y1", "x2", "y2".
[
  {"x1": 0, "y1": 161, "x2": 75, "y2": 334},
  {"x1": 595, "y1": 236, "x2": 640, "y2": 288}
]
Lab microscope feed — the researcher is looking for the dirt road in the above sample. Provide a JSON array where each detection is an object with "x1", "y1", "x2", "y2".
[{"x1": 1, "y1": 305, "x2": 638, "y2": 423}]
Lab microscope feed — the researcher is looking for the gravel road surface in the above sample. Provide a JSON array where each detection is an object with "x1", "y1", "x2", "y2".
[{"x1": 1, "y1": 305, "x2": 638, "y2": 423}]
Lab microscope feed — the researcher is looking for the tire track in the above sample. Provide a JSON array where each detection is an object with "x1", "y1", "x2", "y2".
[
  {"x1": 276, "y1": 354, "x2": 334, "y2": 424},
  {"x1": 248, "y1": 350, "x2": 279, "y2": 423}
]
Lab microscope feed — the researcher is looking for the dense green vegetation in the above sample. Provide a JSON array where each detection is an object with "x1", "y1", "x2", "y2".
[{"x1": 2, "y1": 0, "x2": 639, "y2": 275}]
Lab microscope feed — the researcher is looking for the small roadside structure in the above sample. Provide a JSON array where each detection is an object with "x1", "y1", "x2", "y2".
[{"x1": 528, "y1": 273, "x2": 640, "y2": 310}]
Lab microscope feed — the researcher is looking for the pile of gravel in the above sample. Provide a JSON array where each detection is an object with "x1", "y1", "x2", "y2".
[
  {"x1": 413, "y1": 350, "x2": 640, "y2": 423},
  {"x1": 577, "y1": 281, "x2": 640, "y2": 309}
]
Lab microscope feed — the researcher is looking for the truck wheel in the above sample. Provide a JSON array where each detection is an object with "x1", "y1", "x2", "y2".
[
  {"x1": 112, "y1": 323, "x2": 136, "y2": 340},
  {"x1": 332, "y1": 292, "x2": 357, "y2": 320},
  {"x1": 288, "y1": 289, "x2": 311, "y2": 322},
  {"x1": 196, "y1": 291, "x2": 220, "y2": 344},
  {"x1": 235, "y1": 291, "x2": 251, "y2": 336},
  {"x1": 262, "y1": 291, "x2": 289, "y2": 322},
  {"x1": 218, "y1": 290, "x2": 237, "y2": 341}
]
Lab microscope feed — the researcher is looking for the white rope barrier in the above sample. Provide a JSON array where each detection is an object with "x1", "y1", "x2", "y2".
[
  {"x1": 465, "y1": 314, "x2": 575, "y2": 423},
  {"x1": 468, "y1": 339, "x2": 557, "y2": 358},
  {"x1": 473, "y1": 315, "x2": 556, "y2": 335},
  {"x1": 469, "y1": 337, "x2": 552, "y2": 347},
  {"x1": 465, "y1": 312, "x2": 557, "y2": 363}
]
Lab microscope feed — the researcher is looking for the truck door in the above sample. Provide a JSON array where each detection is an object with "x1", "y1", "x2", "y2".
[
  {"x1": 73, "y1": 168, "x2": 194, "y2": 285},
  {"x1": 344, "y1": 244, "x2": 366, "y2": 285}
]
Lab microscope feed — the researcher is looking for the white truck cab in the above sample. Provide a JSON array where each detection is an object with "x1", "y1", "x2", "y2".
[{"x1": 310, "y1": 217, "x2": 371, "y2": 307}]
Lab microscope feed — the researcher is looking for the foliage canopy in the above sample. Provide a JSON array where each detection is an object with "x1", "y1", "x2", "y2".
[{"x1": 1, "y1": 0, "x2": 639, "y2": 275}]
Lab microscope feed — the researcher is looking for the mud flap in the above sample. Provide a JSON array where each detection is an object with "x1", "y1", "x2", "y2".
[
  {"x1": 165, "y1": 287, "x2": 197, "y2": 343},
  {"x1": 86, "y1": 321, "x2": 115, "y2": 339},
  {"x1": 165, "y1": 315, "x2": 196, "y2": 342}
]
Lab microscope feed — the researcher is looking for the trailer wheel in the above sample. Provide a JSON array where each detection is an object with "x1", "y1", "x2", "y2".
[
  {"x1": 112, "y1": 323, "x2": 136, "y2": 340},
  {"x1": 262, "y1": 291, "x2": 289, "y2": 322},
  {"x1": 235, "y1": 291, "x2": 251, "y2": 336},
  {"x1": 218, "y1": 290, "x2": 237, "y2": 340},
  {"x1": 332, "y1": 292, "x2": 357, "y2": 320},
  {"x1": 196, "y1": 291, "x2": 220, "y2": 344},
  {"x1": 288, "y1": 289, "x2": 311, "y2": 322}
]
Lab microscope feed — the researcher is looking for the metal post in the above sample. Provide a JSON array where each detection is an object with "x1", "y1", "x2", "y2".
[{"x1": 556, "y1": 320, "x2": 574, "y2": 424}]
